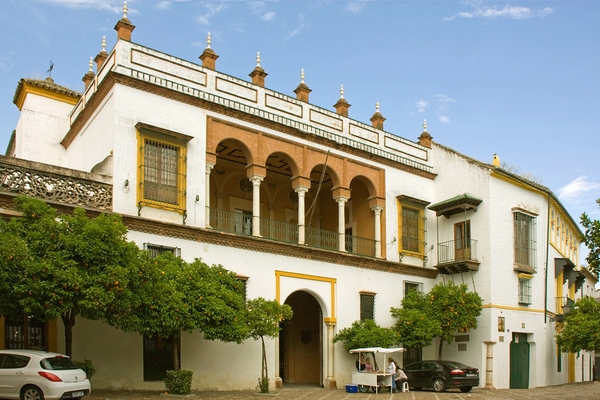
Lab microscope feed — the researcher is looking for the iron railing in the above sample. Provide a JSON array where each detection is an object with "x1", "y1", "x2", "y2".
[
  {"x1": 345, "y1": 235, "x2": 377, "y2": 257},
  {"x1": 259, "y1": 217, "x2": 299, "y2": 244},
  {"x1": 555, "y1": 296, "x2": 575, "y2": 315},
  {"x1": 437, "y1": 239, "x2": 478, "y2": 264},
  {"x1": 306, "y1": 226, "x2": 339, "y2": 252}
]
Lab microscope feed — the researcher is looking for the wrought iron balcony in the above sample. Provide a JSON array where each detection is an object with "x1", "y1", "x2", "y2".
[
  {"x1": 209, "y1": 207, "x2": 376, "y2": 257},
  {"x1": 434, "y1": 239, "x2": 480, "y2": 274},
  {"x1": 555, "y1": 296, "x2": 575, "y2": 321}
]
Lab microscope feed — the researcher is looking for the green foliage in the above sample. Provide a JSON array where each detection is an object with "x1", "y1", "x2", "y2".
[
  {"x1": 111, "y1": 253, "x2": 249, "y2": 344},
  {"x1": 73, "y1": 358, "x2": 97, "y2": 379},
  {"x1": 581, "y1": 198, "x2": 600, "y2": 275},
  {"x1": 556, "y1": 297, "x2": 600, "y2": 353},
  {"x1": 0, "y1": 197, "x2": 140, "y2": 357},
  {"x1": 391, "y1": 281, "x2": 483, "y2": 359},
  {"x1": 164, "y1": 370, "x2": 193, "y2": 395},
  {"x1": 332, "y1": 319, "x2": 400, "y2": 353},
  {"x1": 257, "y1": 377, "x2": 269, "y2": 393},
  {"x1": 390, "y1": 290, "x2": 440, "y2": 349},
  {"x1": 246, "y1": 298, "x2": 293, "y2": 341}
]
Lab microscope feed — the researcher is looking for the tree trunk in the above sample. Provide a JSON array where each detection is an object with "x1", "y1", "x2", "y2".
[
  {"x1": 172, "y1": 335, "x2": 180, "y2": 371},
  {"x1": 61, "y1": 311, "x2": 76, "y2": 358},
  {"x1": 261, "y1": 336, "x2": 268, "y2": 381},
  {"x1": 438, "y1": 338, "x2": 443, "y2": 360}
]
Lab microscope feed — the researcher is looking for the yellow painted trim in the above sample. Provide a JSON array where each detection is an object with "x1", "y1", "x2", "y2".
[
  {"x1": 15, "y1": 83, "x2": 79, "y2": 110},
  {"x1": 517, "y1": 273, "x2": 533, "y2": 280},
  {"x1": 275, "y1": 270, "x2": 336, "y2": 319},
  {"x1": 568, "y1": 353, "x2": 575, "y2": 383},
  {"x1": 482, "y1": 304, "x2": 545, "y2": 313},
  {"x1": 490, "y1": 171, "x2": 546, "y2": 196}
]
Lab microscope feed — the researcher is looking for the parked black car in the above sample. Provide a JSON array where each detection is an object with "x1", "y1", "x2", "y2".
[{"x1": 404, "y1": 360, "x2": 479, "y2": 392}]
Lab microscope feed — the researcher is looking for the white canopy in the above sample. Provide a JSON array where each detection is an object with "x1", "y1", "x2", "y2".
[{"x1": 349, "y1": 347, "x2": 404, "y2": 354}]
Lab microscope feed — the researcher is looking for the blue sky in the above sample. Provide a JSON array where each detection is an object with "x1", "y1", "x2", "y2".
[{"x1": 1, "y1": 0, "x2": 599, "y2": 258}]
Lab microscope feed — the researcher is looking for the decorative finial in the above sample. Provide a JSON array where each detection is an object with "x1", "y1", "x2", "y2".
[
  {"x1": 206, "y1": 32, "x2": 212, "y2": 49},
  {"x1": 423, "y1": 119, "x2": 428, "y2": 132},
  {"x1": 300, "y1": 69, "x2": 305, "y2": 84},
  {"x1": 122, "y1": 1, "x2": 128, "y2": 18},
  {"x1": 340, "y1": 84, "x2": 344, "y2": 99},
  {"x1": 88, "y1": 57, "x2": 94, "y2": 72},
  {"x1": 101, "y1": 36, "x2": 106, "y2": 52},
  {"x1": 256, "y1": 52, "x2": 261, "y2": 67},
  {"x1": 375, "y1": 102, "x2": 380, "y2": 113},
  {"x1": 46, "y1": 60, "x2": 54, "y2": 77}
]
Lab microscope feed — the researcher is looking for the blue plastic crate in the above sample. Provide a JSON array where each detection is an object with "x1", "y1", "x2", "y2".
[{"x1": 345, "y1": 384, "x2": 358, "y2": 393}]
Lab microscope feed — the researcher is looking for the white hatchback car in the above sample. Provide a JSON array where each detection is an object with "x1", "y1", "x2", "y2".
[{"x1": 0, "y1": 350, "x2": 91, "y2": 400}]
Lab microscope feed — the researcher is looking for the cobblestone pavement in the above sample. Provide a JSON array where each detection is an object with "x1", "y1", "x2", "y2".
[{"x1": 88, "y1": 381, "x2": 600, "y2": 400}]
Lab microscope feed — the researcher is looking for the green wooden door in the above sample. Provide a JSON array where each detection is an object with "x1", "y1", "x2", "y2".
[{"x1": 510, "y1": 333, "x2": 530, "y2": 389}]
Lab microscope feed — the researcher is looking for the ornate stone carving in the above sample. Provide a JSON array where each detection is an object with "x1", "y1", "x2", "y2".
[{"x1": 0, "y1": 163, "x2": 112, "y2": 210}]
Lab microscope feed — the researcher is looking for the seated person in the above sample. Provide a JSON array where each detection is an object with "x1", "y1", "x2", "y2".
[
  {"x1": 355, "y1": 355, "x2": 366, "y2": 371},
  {"x1": 364, "y1": 357, "x2": 374, "y2": 372},
  {"x1": 395, "y1": 365, "x2": 408, "y2": 390}
]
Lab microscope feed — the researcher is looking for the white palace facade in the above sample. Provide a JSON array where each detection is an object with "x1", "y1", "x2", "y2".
[{"x1": 0, "y1": 7, "x2": 595, "y2": 391}]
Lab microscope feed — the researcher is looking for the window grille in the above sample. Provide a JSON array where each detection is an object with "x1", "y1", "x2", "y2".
[
  {"x1": 514, "y1": 212, "x2": 537, "y2": 269},
  {"x1": 360, "y1": 294, "x2": 375, "y2": 321},
  {"x1": 143, "y1": 243, "x2": 181, "y2": 258},
  {"x1": 518, "y1": 278, "x2": 532, "y2": 304},
  {"x1": 403, "y1": 281, "x2": 422, "y2": 298},
  {"x1": 143, "y1": 139, "x2": 179, "y2": 205}
]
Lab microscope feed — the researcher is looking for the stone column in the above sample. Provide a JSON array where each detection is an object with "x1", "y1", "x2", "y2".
[
  {"x1": 324, "y1": 319, "x2": 337, "y2": 389},
  {"x1": 336, "y1": 197, "x2": 348, "y2": 252},
  {"x1": 483, "y1": 341, "x2": 497, "y2": 389},
  {"x1": 296, "y1": 186, "x2": 308, "y2": 245},
  {"x1": 250, "y1": 175, "x2": 264, "y2": 237},
  {"x1": 371, "y1": 206, "x2": 383, "y2": 258},
  {"x1": 205, "y1": 163, "x2": 214, "y2": 228}
]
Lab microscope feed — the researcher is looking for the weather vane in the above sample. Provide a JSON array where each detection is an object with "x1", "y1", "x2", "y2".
[{"x1": 46, "y1": 60, "x2": 54, "y2": 77}]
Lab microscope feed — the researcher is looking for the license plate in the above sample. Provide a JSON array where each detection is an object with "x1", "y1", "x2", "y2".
[
  {"x1": 72, "y1": 391, "x2": 84, "y2": 397},
  {"x1": 466, "y1": 374, "x2": 477, "y2": 377}
]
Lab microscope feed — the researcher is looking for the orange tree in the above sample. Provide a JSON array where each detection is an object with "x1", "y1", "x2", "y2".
[
  {"x1": 392, "y1": 281, "x2": 482, "y2": 359},
  {"x1": 0, "y1": 196, "x2": 139, "y2": 357},
  {"x1": 245, "y1": 298, "x2": 292, "y2": 393},
  {"x1": 556, "y1": 296, "x2": 600, "y2": 353},
  {"x1": 108, "y1": 251, "x2": 249, "y2": 369}
]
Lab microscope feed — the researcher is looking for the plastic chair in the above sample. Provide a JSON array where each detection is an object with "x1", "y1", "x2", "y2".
[{"x1": 401, "y1": 381, "x2": 409, "y2": 392}]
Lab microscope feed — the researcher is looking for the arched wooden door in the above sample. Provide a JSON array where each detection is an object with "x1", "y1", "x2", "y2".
[{"x1": 280, "y1": 291, "x2": 322, "y2": 386}]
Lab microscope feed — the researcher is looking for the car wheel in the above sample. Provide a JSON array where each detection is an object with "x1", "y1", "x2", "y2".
[
  {"x1": 460, "y1": 386, "x2": 472, "y2": 393},
  {"x1": 432, "y1": 378, "x2": 446, "y2": 392},
  {"x1": 21, "y1": 386, "x2": 44, "y2": 400},
  {"x1": 358, "y1": 385, "x2": 369, "y2": 393}
]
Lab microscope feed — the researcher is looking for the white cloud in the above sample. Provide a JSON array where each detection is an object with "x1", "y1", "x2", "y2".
[
  {"x1": 195, "y1": 2, "x2": 227, "y2": 26},
  {"x1": 416, "y1": 100, "x2": 429, "y2": 113},
  {"x1": 36, "y1": 0, "x2": 124, "y2": 13},
  {"x1": 156, "y1": 1, "x2": 171, "y2": 11},
  {"x1": 557, "y1": 177, "x2": 600, "y2": 201},
  {"x1": 346, "y1": 1, "x2": 370, "y2": 15},
  {"x1": 438, "y1": 115, "x2": 451, "y2": 124},
  {"x1": 262, "y1": 12, "x2": 275, "y2": 21},
  {"x1": 444, "y1": 4, "x2": 554, "y2": 21}
]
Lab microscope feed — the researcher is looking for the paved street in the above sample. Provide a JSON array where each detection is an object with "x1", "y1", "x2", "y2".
[{"x1": 89, "y1": 381, "x2": 600, "y2": 400}]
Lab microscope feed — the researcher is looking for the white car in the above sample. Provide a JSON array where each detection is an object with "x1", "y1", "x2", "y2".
[{"x1": 0, "y1": 350, "x2": 90, "y2": 400}]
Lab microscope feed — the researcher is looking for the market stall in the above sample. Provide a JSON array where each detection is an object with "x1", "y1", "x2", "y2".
[{"x1": 349, "y1": 347, "x2": 404, "y2": 393}]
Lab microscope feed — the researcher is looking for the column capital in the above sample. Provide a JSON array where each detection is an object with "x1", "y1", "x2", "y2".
[
  {"x1": 249, "y1": 175, "x2": 264, "y2": 185},
  {"x1": 295, "y1": 186, "x2": 309, "y2": 195},
  {"x1": 205, "y1": 163, "x2": 215, "y2": 174},
  {"x1": 371, "y1": 205, "x2": 383, "y2": 214}
]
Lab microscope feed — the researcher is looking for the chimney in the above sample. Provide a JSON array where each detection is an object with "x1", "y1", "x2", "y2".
[
  {"x1": 249, "y1": 52, "x2": 268, "y2": 87},
  {"x1": 82, "y1": 57, "x2": 95, "y2": 90},
  {"x1": 370, "y1": 102, "x2": 386, "y2": 130},
  {"x1": 333, "y1": 85, "x2": 350, "y2": 117},
  {"x1": 418, "y1": 120, "x2": 432, "y2": 148},
  {"x1": 94, "y1": 36, "x2": 108, "y2": 71},
  {"x1": 293, "y1": 69, "x2": 312, "y2": 103},
  {"x1": 114, "y1": 1, "x2": 135, "y2": 42},
  {"x1": 199, "y1": 32, "x2": 219, "y2": 70}
]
